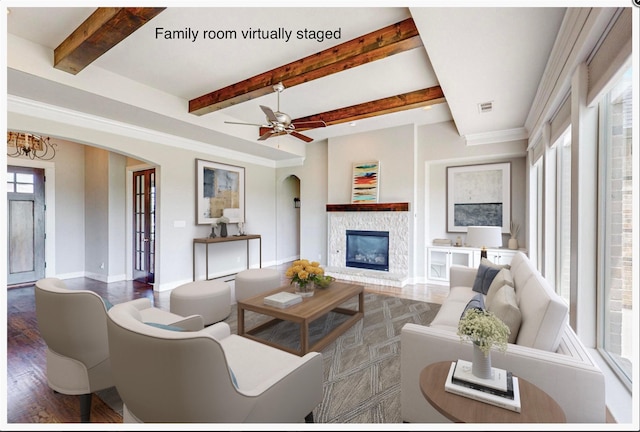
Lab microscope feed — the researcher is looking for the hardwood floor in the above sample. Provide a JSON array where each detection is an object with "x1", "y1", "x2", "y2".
[{"x1": 5, "y1": 262, "x2": 447, "y2": 424}]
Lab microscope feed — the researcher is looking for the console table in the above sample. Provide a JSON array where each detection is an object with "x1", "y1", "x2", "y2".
[
  {"x1": 419, "y1": 361, "x2": 566, "y2": 423},
  {"x1": 193, "y1": 235, "x2": 261, "y2": 281}
]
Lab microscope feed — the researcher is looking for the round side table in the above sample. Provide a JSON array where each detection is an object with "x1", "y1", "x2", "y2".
[{"x1": 420, "y1": 361, "x2": 566, "y2": 423}]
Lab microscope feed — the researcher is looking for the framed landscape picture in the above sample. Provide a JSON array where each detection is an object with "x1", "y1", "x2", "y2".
[
  {"x1": 351, "y1": 161, "x2": 380, "y2": 203},
  {"x1": 447, "y1": 162, "x2": 510, "y2": 233},
  {"x1": 196, "y1": 159, "x2": 245, "y2": 225}
]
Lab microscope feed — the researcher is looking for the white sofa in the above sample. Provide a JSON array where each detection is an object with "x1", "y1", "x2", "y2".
[{"x1": 401, "y1": 252, "x2": 606, "y2": 423}]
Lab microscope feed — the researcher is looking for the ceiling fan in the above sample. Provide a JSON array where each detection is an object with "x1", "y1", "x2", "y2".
[{"x1": 224, "y1": 82, "x2": 326, "y2": 143}]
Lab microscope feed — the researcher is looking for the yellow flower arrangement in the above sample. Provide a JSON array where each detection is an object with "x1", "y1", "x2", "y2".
[
  {"x1": 457, "y1": 308, "x2": 510, "y2": 356},
  {"x1": 285, "y1": 259, "x2": 324, "y2": 289}
]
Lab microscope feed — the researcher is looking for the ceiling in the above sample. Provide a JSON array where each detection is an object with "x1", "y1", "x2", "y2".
[{"x1": 6, "y1": 6, "x2": 566, "y2": 162}]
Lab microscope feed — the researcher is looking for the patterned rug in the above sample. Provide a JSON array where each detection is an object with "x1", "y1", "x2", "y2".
[{"x1": 97, "y1": 292, "x2": 440, "y2": 423}]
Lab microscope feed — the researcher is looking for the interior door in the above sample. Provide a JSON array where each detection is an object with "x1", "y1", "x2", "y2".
[
  {"x1": 7, "y1": 166, "x2": 46, "y2": 285},
  {"x1": 132, "y1": 169, "x2": 155, "y2": 284}
]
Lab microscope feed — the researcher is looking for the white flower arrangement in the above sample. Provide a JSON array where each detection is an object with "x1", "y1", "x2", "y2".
[
  {"x1": 457, "y1": 308, "x2": 510, "y2": 357},
  {"x1": 218, "y1": 216, "x2": 230, "y2": 224}
]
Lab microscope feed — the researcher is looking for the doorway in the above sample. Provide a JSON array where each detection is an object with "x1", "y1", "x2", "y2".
[
  {"x1": 132, "y1": 168, "x2": 156, "y2": 283},
  {"x1": 277, "y1": 175, "x2": 300, "y2": 264},
  {"x1": 7, "y1": 166, "x2": 46, "y2": 286}
]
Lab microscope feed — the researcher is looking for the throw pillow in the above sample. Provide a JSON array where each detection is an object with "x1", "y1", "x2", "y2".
[
  {"x1": 485, "y1": 268, "x2": 514, "y2": 308},
  {"x1": 472, "y1": 262, "x2": 501, "y2": 295},
  {"x1": 143, "y1": 322, "x2": 185, "y2": 332},
  {"x1": 229, "y1": 368, "x2": 239, "y2": 389},
  {"x1": 487, "y1": 285, "x2": 521, "y2": 344},
  {"x1": 481, "y1": 257, "x2": 511, "y2": 270},
  {"x1": 460, "y1": 293, "x2": 485, "y2": 319},
  {"x1": 100, "y1": 296, "x2": 114, "y2": 310}
]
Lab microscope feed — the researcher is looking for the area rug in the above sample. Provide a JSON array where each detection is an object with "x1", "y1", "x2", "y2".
[{"x1": 96, "y1": 292, "x2": 440, "y2": 423}]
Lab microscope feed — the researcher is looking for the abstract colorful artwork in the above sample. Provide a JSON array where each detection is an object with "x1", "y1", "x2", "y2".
[{"x1": 351, "y1": 161, "x2": 380, "y2": 203}]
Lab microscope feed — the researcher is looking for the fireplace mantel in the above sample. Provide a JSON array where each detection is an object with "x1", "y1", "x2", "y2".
[{"x1": 326, "y1": 202, "x2": 409, "y2": 212}]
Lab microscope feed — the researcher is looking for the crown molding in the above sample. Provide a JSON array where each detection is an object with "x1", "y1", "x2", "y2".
[{"x1": 464, "y1": 127, "x2": 528, "y2": 146}]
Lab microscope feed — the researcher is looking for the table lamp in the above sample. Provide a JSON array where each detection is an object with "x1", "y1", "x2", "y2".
[{"x1": 466, "y1": 226, "x2": 503, "y2": 259}]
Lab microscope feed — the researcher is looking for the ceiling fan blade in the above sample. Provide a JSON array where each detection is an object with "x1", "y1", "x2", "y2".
[
  {"x1": 289, "y1": 131, "x2": 314, "y2": 143},
  {"x1": 258, "y1": 127, "x2": 275, "y2": 140},
  {"x1": 225, "y1": 121, "x2": 266, "y2": 127},
  {"x1": 260, "y1": 105, "x2": 278, "y2": 123},
  {"x1": 259, "y1": 126, "x2": 275, "y2": 136}
]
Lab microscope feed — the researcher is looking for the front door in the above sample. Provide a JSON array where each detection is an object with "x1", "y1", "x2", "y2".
[
  {"x1": 132, "y1": 169, "x2": 156, "y2": 283},
  {"x1": 7, "y1": 166, "x2": 46, "y2": 285}
]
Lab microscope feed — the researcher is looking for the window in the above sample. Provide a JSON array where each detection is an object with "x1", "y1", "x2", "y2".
[
  {"x1": 598, "y1": 67, "x2": 632, "y2": 388},
  {"x1": 7, "y1": 171, "x2": 35, "y2": 194},
  {"x1": 556, "y1": 130, "x2": 572, "y2": 304}
]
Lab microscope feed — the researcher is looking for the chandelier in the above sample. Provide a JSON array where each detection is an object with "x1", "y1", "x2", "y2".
[{"x1": 7, "y1": 131, "x2": 57, "y2": 160}]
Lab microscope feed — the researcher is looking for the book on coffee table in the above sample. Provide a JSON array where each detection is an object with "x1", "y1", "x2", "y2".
[{"x1": 263, "y1": 292, "x2": 303, "y2": 308}]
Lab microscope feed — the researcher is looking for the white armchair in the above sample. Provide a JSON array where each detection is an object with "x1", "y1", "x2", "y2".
[
  {"x1": 106, "y1": 301, "x2": 324, "y2": 423},
  {"x1": 34, "y1": 278, "x2": 116, "y2": 422},
  {"x1": 34, "y1": 277, "x2": 205, "y2": 422}
]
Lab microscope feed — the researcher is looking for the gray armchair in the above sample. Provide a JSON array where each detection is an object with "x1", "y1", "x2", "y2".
[
  {"x1": 106, "y1": 301, "x2": 324, "y2": 423},
  {"x1": 34, "y1": 278, "x2": 204, "y2": 422}
]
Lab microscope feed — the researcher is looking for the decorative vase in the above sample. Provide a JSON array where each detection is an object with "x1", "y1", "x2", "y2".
[
  {"x1": 472, "y1": 342, "x2": 493, "y2": 379},
  {"x1": 508, "y1": 237, "x2": 518, "y2": 250},
  {"x1": 220, "y1": 223, "x2": 228, "y2": 238},
  {"x1": 293, "y1": 281, "x2": 315, "y2": 298},
  {"x1": 209, "y1": 226, "x2": 217, "y2": 238}
]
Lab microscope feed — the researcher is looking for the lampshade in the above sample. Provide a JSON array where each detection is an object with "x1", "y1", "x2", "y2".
[{"x1": 466, "y1": 226, "x2": 502, "y2": 249}]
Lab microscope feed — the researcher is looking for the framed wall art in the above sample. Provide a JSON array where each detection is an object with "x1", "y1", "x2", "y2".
[
  {"x1": 447, "y1": 162, "x2": 510, "y2": 233},
  {"x1": 196, "y1": 159, "x2": 245, "y2": 225},
  {"x1": 351, "y1": 161, "x2": 380, "y2": 203}
]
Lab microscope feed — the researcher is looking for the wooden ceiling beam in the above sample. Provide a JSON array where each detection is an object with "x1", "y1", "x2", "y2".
[
  {"x1": 189, "y1": 17, "x2": 423, "y2": 116},
  {"x1": 54, "y1": 7, "x2": 165, "y2": 75},
  {"x1": 291, "y1": 86, "x2": 446, "y2": 129}
]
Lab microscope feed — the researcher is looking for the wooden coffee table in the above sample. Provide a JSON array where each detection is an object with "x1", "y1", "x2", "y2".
[
  {"x1": 419, "y1": 361, "x2": 566, "y2": 423},
  {"x1": 237, "y1": 281, "x2": 364, "y2": 356}
]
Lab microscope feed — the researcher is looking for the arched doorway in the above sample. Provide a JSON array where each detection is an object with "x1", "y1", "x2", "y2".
[{"x1": 277, "y1": 175, "x2": 300, "y2": 264}]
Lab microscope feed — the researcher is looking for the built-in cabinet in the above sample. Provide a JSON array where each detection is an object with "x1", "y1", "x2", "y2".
[{"x1": 427, "y1": 246, "x2": 526, "y2": 285}]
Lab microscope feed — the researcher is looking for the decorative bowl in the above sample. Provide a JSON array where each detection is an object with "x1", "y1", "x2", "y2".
[{"x1": 315, "y1": 275, "x2": 335, "y2": 289}]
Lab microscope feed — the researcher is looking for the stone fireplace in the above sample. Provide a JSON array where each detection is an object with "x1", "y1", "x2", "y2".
[{"x1": 326, "y1": 203, "x2": 409, "y2": 287}]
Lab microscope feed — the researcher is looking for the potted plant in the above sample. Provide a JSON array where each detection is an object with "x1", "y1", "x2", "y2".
[{"x1": 457, "y1": 308, "x2": 510, "y2": 379}]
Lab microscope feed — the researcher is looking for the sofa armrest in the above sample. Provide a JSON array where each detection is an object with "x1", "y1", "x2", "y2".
[
  {"x1": 449, "y1": 265, "x2": 477, "y2": 288},
  {"x1": 400, "y1": 323, "x2": 605, "y2": 423}
]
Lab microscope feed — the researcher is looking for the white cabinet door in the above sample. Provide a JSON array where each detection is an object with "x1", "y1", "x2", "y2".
[
  {"x1": 475, "y1": 249, "x2": 518, "y2": 266},
  {"x1": 427, "y1": 247, "x2": 474, "y2": 284}
]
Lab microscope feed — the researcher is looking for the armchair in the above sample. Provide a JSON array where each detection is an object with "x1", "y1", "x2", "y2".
[
  {"x1": 106, "y1": 301, "x2": 324, "y2": 423},
  {"x1": 34, "y1": 278, "x2": 116, "y2": 422},
  {"x1": 34, "y1": 278, "x2": 204, "y2": 422}
]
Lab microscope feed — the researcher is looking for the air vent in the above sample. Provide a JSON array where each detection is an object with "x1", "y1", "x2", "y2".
[{"x1": 478, "y1": 101, "x2": 493, "y2": 113}]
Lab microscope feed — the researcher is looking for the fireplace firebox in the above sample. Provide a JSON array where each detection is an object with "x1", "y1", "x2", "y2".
[{"x1": 345, "y1": 230, "x2": 389, "y2": 272}]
